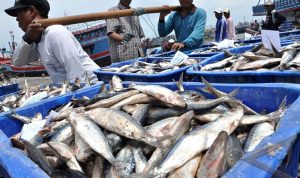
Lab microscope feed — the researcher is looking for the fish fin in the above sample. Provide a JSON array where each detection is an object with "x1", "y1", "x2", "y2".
[
  {"x1": 201, "y1": 77, "x2": 217, "y2": 95},
  {"x1": 223, "y1": 50, "x2": 234, "y2": 58},
  {"x1": 267, "y1": 37, "x2": 283, "y2": 58},
  {"x1": 173, "y1": 73, "x2": 184, "y2": 92},
  {"x1": 227, "y1": 88, "x2": 239, "y2": 98},
  {"x1": 268, "y1": 96, "x2": 288, "y2": 123}
]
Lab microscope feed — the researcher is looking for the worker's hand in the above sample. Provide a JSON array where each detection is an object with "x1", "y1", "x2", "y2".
[
  {"x1": 123, "y1": 33, "x2": 135, "y2": 43},
  {"x1": 25, "y1": 21, "x2": 44, "y2": 42},
  {"x1": 172, "y1": 43, "x2": 185, "y2": 51},
  {"x1": 159, "y1": 5, "x2": 171, "y2": 21}
]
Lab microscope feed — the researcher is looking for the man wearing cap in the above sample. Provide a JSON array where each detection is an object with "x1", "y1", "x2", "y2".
[
  {"x1": 214, "y1": 8, "x2": 227, "y2": 42},
  {"x1": 106, "y1": 0, "x2": 145, "y2": 63},
  {"x1": 262, "y1": 0, "x2": 286, "y2": 31},
  {"x1": 158, "y1": 0, "x2": 207, "y2": 51},
  {"x1": 223, "y1": 8, "x2": 236, "y2": 40},
  {"x1": 5, "y1": 0, "x2": 100, "y2": 84}
]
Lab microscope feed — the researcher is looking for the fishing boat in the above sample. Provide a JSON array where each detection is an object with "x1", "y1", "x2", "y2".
[{"x1": 2, "y1": 23, "x2": 111, "y2": 76}]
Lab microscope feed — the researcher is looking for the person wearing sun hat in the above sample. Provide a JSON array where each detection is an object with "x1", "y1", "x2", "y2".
[
  {"x1": 262, "y1": 0, "x2": 286, "y2": 31},
  {"x1": 214, "y1": 8, "x2": 227, "y2": 42},
  {"x1": 223, "y1": 8, "x2": 236, "y2": 40},
  {"x1": 4, "y1": 0, "x2": 100, "y2": 84}
]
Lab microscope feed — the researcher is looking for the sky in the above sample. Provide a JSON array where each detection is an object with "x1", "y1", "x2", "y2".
[{"x1": 0, "y1": 0, "x2": 265, "y2": 49}]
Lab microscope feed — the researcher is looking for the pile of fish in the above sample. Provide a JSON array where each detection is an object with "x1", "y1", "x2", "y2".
[
  {"x1": 8, "y1": 76, "x2": 288, "y2": 178},
  {"x1": 0, "y1": 78, "x2": 91, "y2": 112},
  {"x1": 101, "y1": 58, "x2": 200, "y2": 74},
  {"x1": 198, "y1": 42, "x2": 300, "y2": 71}
]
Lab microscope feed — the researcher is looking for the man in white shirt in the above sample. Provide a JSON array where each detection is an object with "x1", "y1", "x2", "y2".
[{"x1": 5, "y1": 0, "x2": 100, "y2": 84}]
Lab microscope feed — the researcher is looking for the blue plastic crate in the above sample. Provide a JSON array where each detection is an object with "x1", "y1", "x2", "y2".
[
  {"x1": 186, "y1": 42, "x2": 300, "y2": 83},
  {"x1": 95, "y1": 57, "x2": 206, "y2": 83},
  {"x1": 0, "y1": 82, "x2": 102, "y2": 178},
  {"x1": 0, "y1": 84, "x2": 19, "y2": 97},
  {"x1": 121, "y1": 81, "x2": 300, "y2": 178},
  {"x1": 0, "y1": 81, "x2": 299, "y2": 177}
]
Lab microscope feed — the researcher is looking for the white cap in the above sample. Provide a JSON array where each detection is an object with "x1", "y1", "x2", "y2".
[
  {"x1": 264, "y1": 0, "x2": 274, "y2": 5},
  {"x1": 214, "y1": 8, "x2": 223, "y2": 14},
  {"x1": 168, "y1": 39, "x2": 175, "y2": 43},
  {"x1": 223, "y1": 8, "x2": 230, "y2": 13}
]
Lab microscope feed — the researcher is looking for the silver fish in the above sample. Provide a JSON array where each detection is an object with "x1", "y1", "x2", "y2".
[
  {"x1": 131, "y1": 85, "x2": 186, "y2": 108},
  {"x1": 87, "y1": 108, "x2": 164, "y2": 147},
  {"x1": 69, "y1": 112, "x2": 118, "y2": 165},
  {"x1": 196, "y1": 131, "x2": 228, "y2": 178},
  {"x1": 243, "y1": 122, "x2": 275, "y2": 153},
  {"x1": 85, "y1": 90, "x2": 140, "y2": 110},
  {"x1": 152, "y1": 106, "x2": 243, "y2": 177},
  {"x1": 169, "y1": 154, "x2": 203, "y2": 178}
]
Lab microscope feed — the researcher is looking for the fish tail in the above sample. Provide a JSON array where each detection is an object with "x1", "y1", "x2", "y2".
[{"x1": 269, "y1": 96, "x2": 288, "y2": 123}]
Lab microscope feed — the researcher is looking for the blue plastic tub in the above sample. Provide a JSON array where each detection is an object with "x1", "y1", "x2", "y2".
[
  {"x1": 0, "y1": 81, "x2": 299, "y2": 177},
  {"x1": 0, "y1": 83, "x2": 102, "y2": 178},
  {"x1": 95, "y1": 57, "x2": 206, "y2": 83},
  {"x1": 0, "y1": 83, "x2": 19, "y2": 97},
  {"x1": 186, "y1": 42, "x2": 300, "y2": 83},
  {"x1": 121, "y1": 81, "x2": 300, "y2": 178}
]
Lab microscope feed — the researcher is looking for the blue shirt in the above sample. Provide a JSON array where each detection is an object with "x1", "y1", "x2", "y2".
[
  {"x1": 158, "y1": 7, "x2": 207, "y2": 51},
  {"x1": 215, "y1": 18, "x2": 227, "y2": 42}
]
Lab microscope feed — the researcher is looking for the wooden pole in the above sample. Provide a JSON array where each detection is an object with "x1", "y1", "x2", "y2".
[{"x1": 35, "y1": 6, "x2": 180, "y2": 28}]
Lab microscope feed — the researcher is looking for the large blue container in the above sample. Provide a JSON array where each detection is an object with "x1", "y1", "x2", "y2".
[
  {"x1": 0, "y1": 83, "x2": 19, "y2": 97},
  {"x1": 186, "y1": 42, "x2": 300, "y2": 83},
  {"x1": 94, "y1": 57, "x2": 206, "y2": 83},
  {"x1": 1, "y1": 82, "x2": 299, "y2": 178},
  {"x1": 121, "y1": 82, "x2": 300, "y2": 178},
  {"x1": 0, "y1": 83, "x2": 102, "y2": 178}
]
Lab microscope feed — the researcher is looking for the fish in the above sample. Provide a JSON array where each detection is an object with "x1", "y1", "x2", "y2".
[
  {"x1": 224, "y1": 134, "x2": 244, "y2": 171},
  {"x1": 47, "y1": 141, "x2": 84, "y2": 173},
  {"x1": 243, "y1": 121, "x2": 275, "y2": 153},
  {"x1": 201, "y1": 56, "x2": 236, "y2": 71},
  {"x1": 147, "y1": 107, "x2": 187, "y2": 124},
  {"x1": 201, "y1": 77, "x2": 259, "y2": 115},
  {"x1": 85, "y1": 90, "x2": 140, "y2": 110},
  {"x1": 134, "y1": 111, "x2": 194, "y2": 177},
  {"x1": 111, "y1": 93, "x2": 155, "y2": 109},
  {"x1": 279, "y1": 49, "x2": 297, "y2": 70},
  {"x1": 111, "y1": 75, "x2": 124, "y2": 92},
  {"x1": 87, "y1": 108, "x2": 164, "y2": 147},
  {"x1": 169, "y1": 154, "x2": 203, "y2": 178},
  {"x1": 23, "y1": 140, "x2": 53, "y2": 176},
  {"x1": 238, "y1": 58, "x2": 282, "y2": 71},
  {"x1": 69, "y1": 112, "x2": 118, "y2": 165},
  {"x1": 74, "y1": 132, "x2": 94, "y2": 163},
  {"x1": 130, "y1": 85, "x2": 186, "y2": 108},
  {"x1": 242, "y1": 51, "x2": 269, "y2": 61},
  {"x1": 133, "y1": 147, "x2": 147, "y2": 173},
  {"x1": 196, "y1": 131, "x2": 228, "y2": 178},
  {"x1": 132, "y1": 104, "x2": 151, "y2": 125},
  {"x1": 102, "y1": 58, "x2": 198, "y2": 75},
  {"x1": 152, "y1": 106, "x2": 243, "y2": 177},
  {"x1": 49, "y1": 124, "x2": 74, "y2": 145}
]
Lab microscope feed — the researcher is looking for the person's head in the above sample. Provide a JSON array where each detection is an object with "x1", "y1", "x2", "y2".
[
  {"x1": 5, "y1": 0, "x2": 50, "y2": 32},
  {"x1": 264, "y1": 0, "x2": 275, "y2": 12},
  {"x1": 120, "y1": 0, "x2": 132, "y2": 7},
  {"x1": 214, "y1": 8, "x2": 223, "y2": 19},
  {"x1": 223, "y1": 8, "x2": 230, "y2": 19},
  {"x1": 179, "y1": 0, "x2": 193, "y2": 9},
  {"x1": 255, "y1": 20, "x2": 257, "y2": 23}
]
